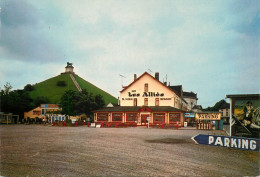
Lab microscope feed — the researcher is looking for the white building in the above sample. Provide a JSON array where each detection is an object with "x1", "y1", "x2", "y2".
[
  {"x1": 219, "y1": 103, "x2": 230, "y2": 124},
  {"x1": 94, "y1": 72, "x2": 198, "y2": 126},
  {"x1": 120, "y1": 72, "x2": 182, "y2": 108},
  {"x1": 183, "y1": 91, "x2": 198, "y2": 111}
]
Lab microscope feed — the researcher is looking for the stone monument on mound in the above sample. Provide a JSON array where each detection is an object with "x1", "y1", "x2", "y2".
[{"x1": 64, "y1": 62, "x2": 74, "y2": 74}]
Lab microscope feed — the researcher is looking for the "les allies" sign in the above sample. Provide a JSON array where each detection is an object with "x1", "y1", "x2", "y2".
[{"x1": 128, "y1": 92, "x2": 164, "y2": 97}]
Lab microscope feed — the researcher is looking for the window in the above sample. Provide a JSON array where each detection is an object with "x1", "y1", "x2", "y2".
[
  {"x1": 112, "y1": 113, "x2": 123, "y2": 122},
  {"x1": 144, "y1": 83, "x2": 148, "y2": 92},
  {"x1": 144, "y1": 98, "x2": 148, "y2": 106},
  {"x1": 97, "y1": 113, "x2": 108, "y2": 121},
  {"x1": 134, "y1": 98, "x2": 137, "y2": 106},
  {"x1": 169, "y1": 113, "x2": 180, "y2": 123},
  {"x1": 155, "y1": 98, "x2": 159, "y2": 106},
  {"x1": 126, "y1": 113, "x2": 138, "y2": 122},
  {"x1": 153, "y1": 113, "x2": 165, "y2": 123}
]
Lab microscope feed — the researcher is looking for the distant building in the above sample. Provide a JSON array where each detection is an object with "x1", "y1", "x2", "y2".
[
  {"x1": 24, "y1": 105, "x2": 64, "y2": 122},
  {"x1": 106, "y1": 102, "x2": 119, "y2": 107},
  {"x1": 168, "y1": 85, "x2": 189, "y2": 111},
  {"x1": 40, "y1": 104, "x2": 62, "y2": 116},
  {"x1": 219, "y1": 103, "x2": 230, "y2": 124},
  {"x1": 0, "y1": 112, "x2": 19, "y2": 124},
  {"x1": 24, "y1": 107, "x2": 41, "y2": 119},
  {"x1": 183, "y1": 91, "x2": 198, "y2": 111}
]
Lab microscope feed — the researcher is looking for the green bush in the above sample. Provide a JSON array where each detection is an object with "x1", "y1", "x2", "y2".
[{"x1": 57, "y1": 81, "x2": 67, "y2": 87}]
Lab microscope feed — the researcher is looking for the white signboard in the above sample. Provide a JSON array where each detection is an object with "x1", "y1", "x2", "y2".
[
  {"x1": 91, "y1": 123, "x2": 96, "y2": 127},
  {"x1": 195, "y1": 113, "x2": 221, "y2": 120}
]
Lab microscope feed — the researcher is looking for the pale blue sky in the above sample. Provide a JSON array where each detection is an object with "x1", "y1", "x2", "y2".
[{"x1": 0, "y1": 0, "x2": 259, "y2": 107}]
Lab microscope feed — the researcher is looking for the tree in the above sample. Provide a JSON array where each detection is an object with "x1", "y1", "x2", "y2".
[
  {"x1": 60, "y1": 90, "x2": 79, "y2": 116},
  {"x1": 94, "y1": 94, "x2": 105, "y2": 108},
  {"x1": 60, "y1": 89, "x2": 105, "y2": 117},
  {"x1": 203, "y1": 106, "x2": 213, "y2": 111},
  {"x1": 203, "y1": 99, "x2": 227, "y2": 111},
  {"x1": 33, "y1": 96, "x2": 49, "y2": 107},
  {"x1": 3, "y1": 82, "x2": 12, "y2": 95},
  {"x1": 0, "y1": 82, "x2": 49, "y2": 122},
  {"x1": 212, "y1": 99, "x2": 227, "y2": 111},
  {"x1": 0, "y1": 86, "x2": 34, "y2": 121},
  {"x1": 24, "y1": 84, "x2": 34, "y2": 91}
]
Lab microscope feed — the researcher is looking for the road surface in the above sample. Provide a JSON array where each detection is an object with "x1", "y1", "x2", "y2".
[{"x1": 0, "y1": 125, "x2": 259, "y2": 176}]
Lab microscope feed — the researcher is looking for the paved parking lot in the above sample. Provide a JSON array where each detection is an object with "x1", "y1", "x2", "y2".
[{"x1": 0, "y1": 125, "x2": 259, "y2": 177}]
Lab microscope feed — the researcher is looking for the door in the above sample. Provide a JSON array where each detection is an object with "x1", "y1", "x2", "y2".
[{"x1": 141, "y1": 114, "x2": 149, "y2": 126}]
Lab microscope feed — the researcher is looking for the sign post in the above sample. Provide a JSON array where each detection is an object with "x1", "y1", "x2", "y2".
[{"x1": 192, "y1": 134, "x2": 260, "y2": 152}]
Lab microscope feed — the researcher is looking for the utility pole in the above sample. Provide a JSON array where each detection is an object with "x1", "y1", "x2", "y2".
[{"x1": 67, "y1": 73, "x2": 70, "y2": 120}]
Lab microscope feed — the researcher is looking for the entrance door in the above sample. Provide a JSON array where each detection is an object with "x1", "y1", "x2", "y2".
[{"x1": 141, "y1": 114, "x2": 149, "y2": 126}]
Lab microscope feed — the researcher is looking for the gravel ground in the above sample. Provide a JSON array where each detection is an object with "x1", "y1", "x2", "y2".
[{"x1": 0, "y1": 125, "x2": 259, "y2": 177}]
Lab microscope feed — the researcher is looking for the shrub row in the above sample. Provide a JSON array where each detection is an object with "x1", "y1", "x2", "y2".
[
  {"x1": 149, "y1": 124, "x2": 178, "y2": 129},
  {"x1": 100, "y1": 122, "x2": 138, "y2": 128},
  {"x1": 23, "y1": 117, "x2": 44, "y2": 124}
]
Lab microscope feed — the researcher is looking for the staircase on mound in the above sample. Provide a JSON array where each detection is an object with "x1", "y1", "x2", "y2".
[{"x1": 70, "y1": 74, "x2": 82, "y2": 92}]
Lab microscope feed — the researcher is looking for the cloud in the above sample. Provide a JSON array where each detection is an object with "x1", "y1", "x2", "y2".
[
  {"x1": 0, "y1": 0, "x2": 69, "y2": 63},
  {"x1": 0, "y1": 0, "x2": 259, "y2": 107}
]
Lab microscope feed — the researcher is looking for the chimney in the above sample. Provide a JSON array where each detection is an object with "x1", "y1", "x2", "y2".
[
  {"x1": 155, "y1": 72, "x2": 159, "y2": 80},
  {"x1": 134, "y1": 74, "x2": 137, "y2": 81}
]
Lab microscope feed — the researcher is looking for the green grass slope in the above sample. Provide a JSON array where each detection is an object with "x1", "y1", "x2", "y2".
[
  {"x1": 29, "y1": 73, "x2": 118, "y2": 105},
  {"x1": 29, "y1": 74, "x2": 78, "y2": 103},
  {"x1": 74, "y1": 75, "x2": 118, "y2": 105}
]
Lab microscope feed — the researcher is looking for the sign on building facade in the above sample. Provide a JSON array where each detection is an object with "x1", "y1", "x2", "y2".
[
  {"x1": 195, "y1": 113, "x2": 221, "y2": 120},
  {"x1": 184, "y1": 113, "x2": 195, "y2": 118}
]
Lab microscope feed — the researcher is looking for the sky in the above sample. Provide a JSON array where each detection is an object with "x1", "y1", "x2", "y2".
[{"x1": 0, "y1": 0, "x2": 259, "y2": 108}]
